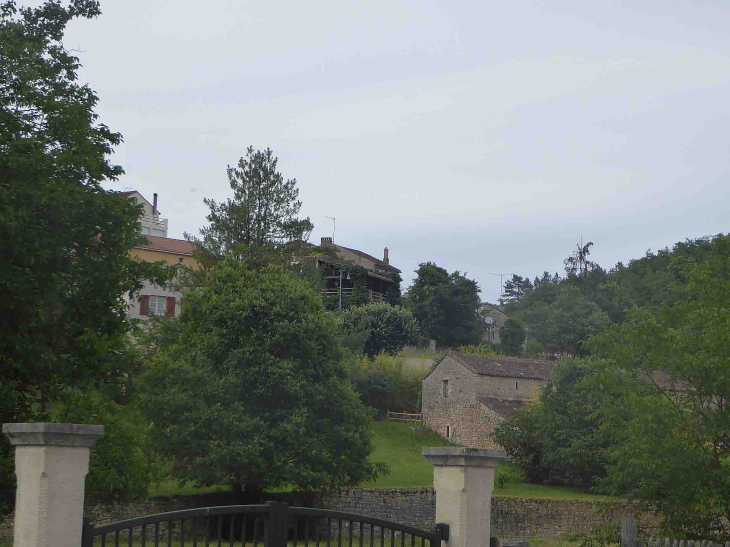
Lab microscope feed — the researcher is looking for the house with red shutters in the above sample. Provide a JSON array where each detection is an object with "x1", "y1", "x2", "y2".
[{"x1": 121, "y1": 191, "x2": 198, "y2": 320}]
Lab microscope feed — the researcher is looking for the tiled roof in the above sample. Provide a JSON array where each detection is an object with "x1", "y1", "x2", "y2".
[
  {"x1": 338, "y1": 245, "x2": 401, "y2": 273},
  {"x1": 448, "y1": 352, "x2": 556, "y2": 380},
  {"x1": 478, "y1": 397, "x2": 527, "y2": 418},
  {"x1": 135, "y1": 235, "x2": 195, "y2": 256}
]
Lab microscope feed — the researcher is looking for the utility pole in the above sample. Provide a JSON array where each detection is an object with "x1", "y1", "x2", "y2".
[{"x1": 485, "y1": 272, "x2": 513, "y2": 305}]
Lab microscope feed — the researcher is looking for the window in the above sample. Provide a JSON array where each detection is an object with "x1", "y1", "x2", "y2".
[
  {"x1": 148, "y1": 296, "x2": 167, "y2": 316},
  {"x1": 446, "y1": 426, "x2": 450, "y2": 438},
  {"x1": 515, "y1": 381, "x2": 519, "y2": 390},
  {"x1": 442, "y1": 379, "x2": 449, "y2": 398},
  {"x1": 178, "y1": 257, "x2": 184, "y2": 264}
]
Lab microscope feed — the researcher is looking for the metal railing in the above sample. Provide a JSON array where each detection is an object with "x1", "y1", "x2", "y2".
[{"x1": 82, "y1": 502, "x2": 445, "y2": 547}]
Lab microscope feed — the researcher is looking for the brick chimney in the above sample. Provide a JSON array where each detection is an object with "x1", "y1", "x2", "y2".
[
  {"x1": 321, "y1": 237, "x2": 333, "y2": 247},
  {"x1": 383, "y1": 247, "x2": 389, "y2": 265}
]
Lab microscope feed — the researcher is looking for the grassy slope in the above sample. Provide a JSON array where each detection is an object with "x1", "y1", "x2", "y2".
[{"x1": 151, "y1": 422, "x2": 613, "y2": 502}]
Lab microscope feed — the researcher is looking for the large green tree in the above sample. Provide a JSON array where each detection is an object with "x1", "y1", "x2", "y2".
[
  {"x1": 138, "y1": 259, "x2": 385, "y2": 501},
  {"x1": 188, "y1": 146, "x2": 314, "y2": 269},
  {"x1": 588, "y1": 240, "x2": 730, "y2": 540},
  {"x1": 0, "y1": 0, "x2": 165, "y2": 507},
  {"x1": 406, "y1": 262, "x2": 482, "y2": 348}
]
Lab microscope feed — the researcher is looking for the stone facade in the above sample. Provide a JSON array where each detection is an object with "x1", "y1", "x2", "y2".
[
  {"x1": 480, "y1": 303, "x2": 508, "y2": 344},
  {"x1": 422, "y1": 353, "x2": 554, "y2": 449},
  {"x1": 1, "y1": 489, "x2": 658, "y2": 542}
]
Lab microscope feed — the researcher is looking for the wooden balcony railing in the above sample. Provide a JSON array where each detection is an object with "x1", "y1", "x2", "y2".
[{"x1": 320, "y1": 287, "x2": 388, "y2": 304}]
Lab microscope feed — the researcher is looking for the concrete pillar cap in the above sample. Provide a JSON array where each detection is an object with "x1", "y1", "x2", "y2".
[
  {"x1": 422, "y1": 447, "x2": 508, "y2": 467},
  {"x1": 2, "y1": 423, "x2": 104, "y2": 447}
]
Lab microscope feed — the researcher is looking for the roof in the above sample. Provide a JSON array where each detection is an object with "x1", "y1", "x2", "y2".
[
  {"x1": 478, "y1": 397, "x2": 527, "y2": 418},
  {"x1": 441, "y1": 352, "x2": 556, "y2": 380},
  {"x1": 338, "y1": 245, "x2": 401, "y2": 274},
  {"x1": 134, "y1": 235, "x2": 195, "y2": 256}
]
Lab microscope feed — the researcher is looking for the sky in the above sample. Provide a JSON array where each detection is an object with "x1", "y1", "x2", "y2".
[{"x1": 60, "y1": 0, "x2": 730, "y2": 302}]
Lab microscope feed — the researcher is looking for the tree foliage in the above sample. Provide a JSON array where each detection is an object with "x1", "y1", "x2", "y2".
[
  {"x1": 339, "y1": 303, "x2": 420, "y2": 359},
  {"x1": 586, "y1": 241, "x2": 730, "y2": 540},
  {"x1": 502, "y1": 275, "x2": 533, "y2": 303},
  {"x1": 406, "y1": 262, "x2": 482, "y2": 348},
  {"x1": 188, "y1": 146, "x2": 313, "y2": 269},
  {"x1": 138, "y1": 259, "x2": 385, "y2": 500},
  {"x1": 500, "y1": 317, "x2": 526, "y2": 356},
  {"x1": 493, "y1": 359, "x2": 614, "y2": 488},
  {"x1": 0, "y1": 0, "x2": 166, "y2": 507}
]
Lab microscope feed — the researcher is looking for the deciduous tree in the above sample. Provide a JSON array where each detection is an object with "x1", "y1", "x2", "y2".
[
  {"x1": 0, "y1": 0, "x2": 166, "y2": 506},
  {"x1": 406, "y1": 262, "x2": 483, "y2": 348},
  {"x1": 138, "y1": 259, "x2": 385, "y2": 501}
]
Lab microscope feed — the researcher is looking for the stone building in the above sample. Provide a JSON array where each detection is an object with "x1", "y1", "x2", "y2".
[
  {"x1": 479, "y1": 303, "x2": 508, "y2": 344},
  {"x1": 421, "y1": 352, "x2": 555, "y2": 449}
]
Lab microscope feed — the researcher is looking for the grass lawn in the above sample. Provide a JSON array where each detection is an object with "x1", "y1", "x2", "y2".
[{"x1": 150, "y1": 422, "x2": 613, "y2": 503}]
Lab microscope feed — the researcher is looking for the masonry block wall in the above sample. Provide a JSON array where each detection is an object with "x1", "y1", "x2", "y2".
[
  {"x1": 0, "y1": 489, "x2": 658, "y2": 541},
  {"x1": 422, "y1": 356, "x2": 546, "y2": 448},
  {"x1": 421, "y1": 357, "x2": 479, "y2": 442}
]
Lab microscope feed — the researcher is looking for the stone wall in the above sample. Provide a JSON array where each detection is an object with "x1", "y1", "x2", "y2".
[
  {"x1": 422, "y1": 356, "x2": 545, "y2": 449},
  {"x1": 0, "y1": 488, "x2": 656, "y2": 542}
]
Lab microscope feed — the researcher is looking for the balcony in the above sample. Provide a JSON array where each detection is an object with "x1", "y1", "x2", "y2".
[{"x1": 320, "y1": 287, "x2": 388, "y2": 304}]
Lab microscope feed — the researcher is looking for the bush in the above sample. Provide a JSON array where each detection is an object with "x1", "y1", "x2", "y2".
[
  {"x1": 54, "y1": 391, "x2": 158, "y2": 503},
  {"x1": 456, "y1": 343, "x2": 499, "y2": 356},
  {"x1": 340, "y1": 304, "x2": 420, "y2": 358},
  {"x1": 352, "y1": 354, "x2": 422, "y2": 418}
]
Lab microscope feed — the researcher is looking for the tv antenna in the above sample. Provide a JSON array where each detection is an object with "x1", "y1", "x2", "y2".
[
  {"x1": 325, "y1": 216, "x2": 336, "y2": 242},
  {"x1": 485, "y1": 272, "x2": 512, "y2": 300}
]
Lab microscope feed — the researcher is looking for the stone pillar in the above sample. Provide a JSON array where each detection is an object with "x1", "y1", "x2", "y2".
[
  {"x1": 423, "y1": 447, "x2": 507, "y2": 547},
  {"x1": 2, "y1": 423, "x2": 104, "y2": 547}
]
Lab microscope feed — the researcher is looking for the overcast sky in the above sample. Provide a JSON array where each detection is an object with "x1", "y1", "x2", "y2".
[{"x1": 63, "y1": 0, "x2": 730, "y2": 302}]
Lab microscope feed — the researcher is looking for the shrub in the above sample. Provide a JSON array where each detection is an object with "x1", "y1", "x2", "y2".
[
  {"x1": 352, "y1": 354, "x2": 422, "y2": 418},
  {"x1": 340, "y1": 304, "x2": 420, "y2": 358},
  {"x1": 456, "y1": 343, "x2": 499, "y2": 356},
  {"x1": 55, "y1": 391, "x2": 158, "y2": 503}
]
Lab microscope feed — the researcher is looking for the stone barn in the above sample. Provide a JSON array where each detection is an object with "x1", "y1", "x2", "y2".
[{"x1": 421, "y1": 352, "x2": 556, "y2": 449}]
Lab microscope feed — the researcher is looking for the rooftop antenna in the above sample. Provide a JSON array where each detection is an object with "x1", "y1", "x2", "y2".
[
  {"x1": 324, "y1": 216, "x2": 336, "y2": 242},
  {"x1": 485, "y1": 272, "x2": 513, "y2": 303}
]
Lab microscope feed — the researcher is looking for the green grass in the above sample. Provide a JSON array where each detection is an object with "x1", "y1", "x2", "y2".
[
  {"x1": 363, "y1": 422, "x2": 452, "y2": 487},
  {"x1": 150, "y1": 422, "x2": 614, "y2": 502}
]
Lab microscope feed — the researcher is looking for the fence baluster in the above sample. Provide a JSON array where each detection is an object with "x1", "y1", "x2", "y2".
[
  {"x1": 193, "y1": 516, "x2": 198, "y2": 547},
  {"x1": 338, "y1": 518, "x2": 343, "y2": 547},
  {"x1": 101, "y1": 533, "x2": 106, "y2": 547},
  {"x1": 205, "y1": 515, "x2": 211, "y2": 547},
  {"x1": 155, "y1": 522, "x2": 160, "y2": 547},
  {"x1": 142, "y1": 524, "x2": 147, "y2": 547},
  {"x1": 380, "y1": 526, "x2": 384, "y2": 547},
  {"x1": 115, "y1": 529, "x2": 120, "y2": 547},
  {"x1": 167, "y1": 520, "x2": 172, "y2": 547},
  {"x1": 304, "y1": 517, "x2": 310, "y2": 547},
  {"x1": 349, "y1": 520, "x2": 354, "y2": 547},
  {"x1": 327, "y1": 518, "x2": 332, "y2": 547},
  {"x1": 216, "y1": 515, "x2": 222, "y2": 547}
]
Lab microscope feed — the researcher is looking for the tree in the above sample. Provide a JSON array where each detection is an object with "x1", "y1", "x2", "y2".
[
  {"x1": 502, "y1": 275, "x2": 533, "y2": 302},
  {"x1": 0, "y1": 0, "x2": 166, "y2": 507},
  {"x1": 513, "y1": 286, "x2": 610, "y2": 356},
  {"x1": 188, "y1": 146, "x2": 313, "y2": 269},
  {"x1": 138, "y1": 259, "x2": 385, "y2": 501},
  {"x1": 587, "y1": 240, "x2": 730, "y2": 539},
  {"x1": 406, "y1": 262, "x2": 483, "y2": 348},
  {"x1": 493, "y1": 359, "x2": 615, "y2": 489},
  {"x1": 500, "y1": 317, "x2": 526, "y2": 355},
  {"x1": 340, "y1": 303, "x2": 420, "y2": 359},
  {"x1": 564, "y1": 240, "x2": 597, "y2": 281}
]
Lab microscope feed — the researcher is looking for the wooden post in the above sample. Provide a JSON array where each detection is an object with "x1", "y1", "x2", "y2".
[{"x1": 622, "y1": 518, "x2": 637, "y2": 547}]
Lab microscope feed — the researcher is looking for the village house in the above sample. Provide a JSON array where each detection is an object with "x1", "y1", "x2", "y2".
[
  {"x1": 479, "y1": 302, "x2": 508, "y2": 344},
  {"x1": 421, "y1": 351, "x2": 555, "y2": 449},
  {"x1": 314, "y1": 237, "x2": 400, "y2": 305},
  {"x1": 121, "y1": 190, "x2": 198, "y2": 320}
]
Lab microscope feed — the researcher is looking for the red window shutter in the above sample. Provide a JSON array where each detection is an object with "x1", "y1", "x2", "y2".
[
  {"x1": 166, "y1": 297, "x2": 176, "y2": 317},
  {"x1": 139, "y1": 295, "x2": 150, "y2": 316}
]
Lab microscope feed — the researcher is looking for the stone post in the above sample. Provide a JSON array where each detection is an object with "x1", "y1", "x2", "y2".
[
  {"x1": 423, "y1": 447, "x2": 507, "y2": 547},
  {"x1": 3, "y1": 423, "x2": 104, "y2": 547}
]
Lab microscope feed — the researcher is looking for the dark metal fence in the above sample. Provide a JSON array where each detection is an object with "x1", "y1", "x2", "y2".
[{"x1": 81, "y1": 502, "x2": 445, "y2": 547}]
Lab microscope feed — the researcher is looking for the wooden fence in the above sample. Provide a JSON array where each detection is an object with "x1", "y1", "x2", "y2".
[
  {"x1": 622, "y1": 518, "x2": 729, "y2": 547},
  {"x1": 386, "y1": 410, "x2": 422, "y2": 424}
]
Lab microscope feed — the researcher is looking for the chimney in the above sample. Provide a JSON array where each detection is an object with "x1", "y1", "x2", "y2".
[
  {"x1": 383, "y1": 247, "x2": 389, "y2": 265},
  {"x1": 152, "y1": 193, "x2": 158, "y2": 214},
  {"x1": 321, "y1": 237, "x2": 333, "y2": 247}
]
